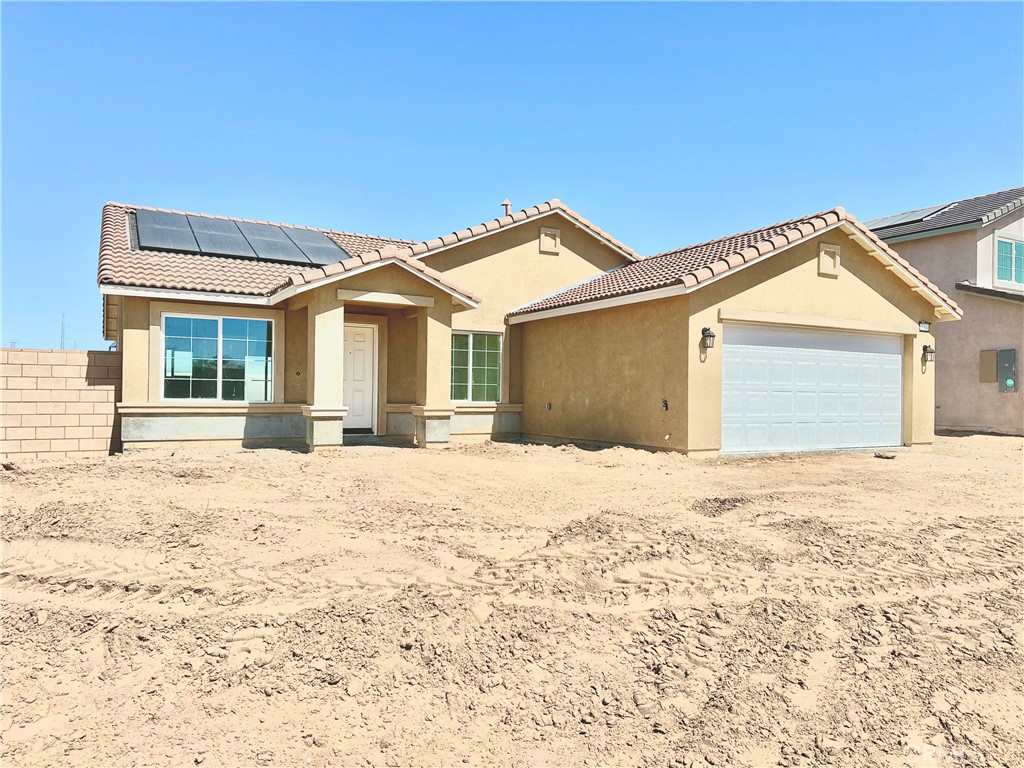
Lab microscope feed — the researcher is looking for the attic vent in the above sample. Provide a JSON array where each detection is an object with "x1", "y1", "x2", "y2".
[
  {"x1": 818, "y1": 243, "x2": 841, "y2": 277},
  {"x1": 540, "y1": 227, "x2": 561, "y2": 255}
]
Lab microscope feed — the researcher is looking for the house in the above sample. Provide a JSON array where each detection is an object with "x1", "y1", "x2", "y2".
[
  {"x1": 98, "y1": 200, "x2": 635, "y2": 450},
  {"x1": 98, "y1": 200, "x2": 960, "y2": 456},
  {"x1": 508, "y1": 207, "x2": 961, "y2": 455},
  {"x1": 867, "y1": 188, "x2": 1024, "y2": 436}
]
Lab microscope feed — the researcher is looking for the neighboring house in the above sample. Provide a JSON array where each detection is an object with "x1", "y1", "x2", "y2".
[
  {"x1": 867, "y1": 188, "x2": 1024, "y2": 436},
  {"x1": 98, "y1": 200, "x2": 635, "y2": 450},
  {"x1": 508, "y1": 208, "x2": 961, "y2": 455},
  {"x1": 97, "y1": 200, "x2": 960, "y2": 455}
]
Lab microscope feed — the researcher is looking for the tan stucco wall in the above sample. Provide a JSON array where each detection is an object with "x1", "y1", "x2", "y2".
[
  {"x1": 889, "y1": 213, "x2": 1024, "y2": 435},
  {"x1": 120, "y1": 296, "x2": 150, "y2": 404},
  {"x1": 520, "y1": 295, "x2": 690, "y2": 449},
  {"x1": 284, "y1": 307, "x2": 307, "y2": 403},
  {"x1": 520, "y1": 231, "x2": 943, "y2": 453},
  {"x1": 423, "y1": 212, "x2": 630, "y2": 403}
]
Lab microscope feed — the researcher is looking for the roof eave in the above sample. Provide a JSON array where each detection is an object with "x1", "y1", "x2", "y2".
[
  {"x1": 876, "y1": 221, "x2": 982, "y2": 244},
  {"x1": 99, "y1": 282, "x2": 275, "y2": 305}
]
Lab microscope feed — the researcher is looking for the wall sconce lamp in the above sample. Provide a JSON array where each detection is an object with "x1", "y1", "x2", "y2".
[
  {"x1": 701, "y1": 327, "x2": 716, "y2": 350},
  {"x1": 922, "y1": 344, "x2": 936, "y2": 363},
  {"x1": 918, "y1": 321, "x2": 931, "y2": 333}
]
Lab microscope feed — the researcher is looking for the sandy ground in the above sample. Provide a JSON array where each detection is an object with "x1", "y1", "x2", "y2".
[{"x1": 1, "y1": 435, "x2": 1022, "y2": 768}]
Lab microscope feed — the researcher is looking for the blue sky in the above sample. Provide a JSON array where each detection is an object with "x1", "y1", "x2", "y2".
[{"x1": 3, "y1": 1, "x2": 1022, "y2": 349}]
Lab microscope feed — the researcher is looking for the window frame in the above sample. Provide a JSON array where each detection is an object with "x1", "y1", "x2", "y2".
[
  {"x1": 993, "y1": 234, "x2": 1024, "y2": 291},
  {"x1": 450, "y1": 331, "x2": 502, "y2": 403},
  {"x1": 160, "y1": 312, "x2": 275, "y2": 404}
]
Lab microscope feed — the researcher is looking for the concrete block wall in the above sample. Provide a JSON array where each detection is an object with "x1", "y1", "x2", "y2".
[{"x1": 1, "y1": 349, "x2": 122, "y2": 460}]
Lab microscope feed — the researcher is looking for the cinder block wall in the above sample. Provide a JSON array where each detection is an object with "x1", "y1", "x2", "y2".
[{"x1": 1, "y1": 349, "x2": 122, "y2": 460}]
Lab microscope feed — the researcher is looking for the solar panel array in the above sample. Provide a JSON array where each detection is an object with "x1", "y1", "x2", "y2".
[
  {"x1": 135, "y1": 210, "x2": 351, "y2": 266},
  {"x1": 866, "y1": 203, "x2": 950, "y2": 231}
]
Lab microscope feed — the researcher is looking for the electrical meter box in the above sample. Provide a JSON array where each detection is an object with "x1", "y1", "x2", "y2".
[{"x1": 997, "y1": 349, "x2": 1017, "y2": 394}]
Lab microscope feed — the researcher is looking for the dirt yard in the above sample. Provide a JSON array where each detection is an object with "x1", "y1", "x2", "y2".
[{"x1": 1, "y1": 435, "x2": 1022, "y2": 767}]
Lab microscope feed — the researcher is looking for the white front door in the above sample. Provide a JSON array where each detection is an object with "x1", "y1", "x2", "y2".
[
  {"x1": 343, "y1": 324, "x2": 377, "y2": 432},
  {"x1": 722, "y1": 324, "x2": 903, "y2": 454}
]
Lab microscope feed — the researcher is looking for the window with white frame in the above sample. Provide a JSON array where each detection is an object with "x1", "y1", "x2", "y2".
[
  {"x1": 995, "y1": 236, "x2": 1024, "y2": 287},
  {"x1": 451, "y1": 332, "x2": 501, "y2": 402},
  {"x1": 163, "y1": 314, "x2": 273, "y2": 401}
]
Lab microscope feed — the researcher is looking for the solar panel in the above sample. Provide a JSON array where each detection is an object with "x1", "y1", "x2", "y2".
[
  {"x1": 135, "y1": 209, "x2": 200, "y2": 253},
  {"x1": 235, "y1": 222, "x2": 311, "y2": 264},
  {"x1": 187, "y1": 215, "x2": 243, "y2": 236},
  {"x1": 193, "y1": 231, "x2": 257, "y2": 259},
  {"x1": 283, "y1": 227, "x2": 350, "y2": 265},
  {"x1": 134, "y1": 208, "x2": 353, "y2": 266},
  {"x1": 869, "y1": 203, "x2": 950, "y2": 230}
]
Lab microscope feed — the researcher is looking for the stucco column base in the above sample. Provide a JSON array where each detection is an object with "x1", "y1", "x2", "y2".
[
  {"x1": 686, "y1": 448, "x2": 721, "y2": 460},
  {"x1": 411, "y1": 406, "x2": 453, "y2": 447},
  {"x1": 302, "y1": 406, "x2": 349, "y2": 450}
]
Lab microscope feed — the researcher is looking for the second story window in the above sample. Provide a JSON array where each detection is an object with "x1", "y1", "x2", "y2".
[{"x1": 995, "y1": 237, "x2": 1024, "y2": 288}]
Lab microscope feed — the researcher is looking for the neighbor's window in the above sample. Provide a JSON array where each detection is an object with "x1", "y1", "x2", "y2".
[
  {"x1": 163, "y1": 315, "x2": 273, "y2": 402},
  {"x1": 451, "y1": 332, "x2": 501, "y2": 402},
  {"x1": 995, "y1": 237, "x2": 1024, "y2": 286}
]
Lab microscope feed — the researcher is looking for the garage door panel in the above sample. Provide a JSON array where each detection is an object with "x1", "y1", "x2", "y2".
[
  {"x1": 795, "y1": 361, "x2": 817, "y2": 386},
  {"x1": 745, "y1": 391, "x2": 770, "y2": 416},
  {"x1": 794, "y1": 392, "x2": 817, "y2": 416},
  {"x1": 840, "y1": 392, "x2": 861, "y2": 416},
  {"x1": 746, "y1": 358, "x2": 770, "y2": 385},
  {"x1": 817, "y1": 392, "x2": 840, "y2": 417},
  {"x1": 770, "y1": 422, "x2": 795, "y2": 447},
  {"x1": 722, "y1": 325, "x2": 902, "y2": 453},
  {"x1": 860, "y1": 363, "x2": 881, "y2": 387},
  {"x1": 771, "y1": 391, "x2": 794, "y2": 416},
  {"x1": 861, "y1": 393, "x2": 882, "y2": 416},
  {"x1": 771, "y1": 360, "x2": 795, "y2": 385},
  {"x1": 794, "y1": 421, "x2": 818, "y2": 445},
  {"x1": 818, "y1": 362, "x2": 840, "y2": 386},
  {"x1": 882, "y1": 393, "x2": 901, "y2": 416}
]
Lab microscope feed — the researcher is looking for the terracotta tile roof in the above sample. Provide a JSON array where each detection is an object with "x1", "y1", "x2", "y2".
[
  {"x1": 280, "y1": 198, "x2": 639, "y2": 290},
  {"x1": 867, "y1": 187, "x2": 1024, "y2": 241},
  {"x1": 97, "y1": 202, "x2": 478, "y2": 303},
  {"x1": 509, "y1": 207, "x2": 963, "y2": 319}
]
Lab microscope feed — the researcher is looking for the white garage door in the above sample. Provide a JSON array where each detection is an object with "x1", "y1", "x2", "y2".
[{"x1": 722, "y1": 324, "x2": 903, "y2": 454}]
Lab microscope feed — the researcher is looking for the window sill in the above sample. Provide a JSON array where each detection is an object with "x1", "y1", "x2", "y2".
[
  {"x1": 453, "y1": 403, "x2": 523, "y2": 414},
  {"x1": 117, "y1": 402, "x2": 303, "y2": 416}
]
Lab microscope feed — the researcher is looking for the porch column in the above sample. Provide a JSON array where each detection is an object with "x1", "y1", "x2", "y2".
[
  {"x1": 303, "y1": 293, "x2": 347, "y2": 450},
  {"x1": 412, "y1": 301, "x2": 453, "y2": 446}
]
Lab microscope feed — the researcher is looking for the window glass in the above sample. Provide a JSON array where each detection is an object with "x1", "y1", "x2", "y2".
[
  {"x1": 451, "y1": 333, "x2": 470, "y2": 401},
  {"x1": 997, "y1": 240, "x2": 1013, "y2": 282},
  {"x1": 451, "y1": 332, "x2": 500, "y2": 402},
  {"x1": 162, "y1": 315, "x2": 273, "y2": 401},
  {"x1": 1015, "y1": 242, "x2": 1024, "y2": 284}
]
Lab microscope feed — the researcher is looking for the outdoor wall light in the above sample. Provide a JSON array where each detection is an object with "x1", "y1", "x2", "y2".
[
  {"x1": 701, "y1": 327, "x2": 716, "y2": 350},
  {"x1": 923, "y1": 344, "x2": 936, "y2": 363},
  {"x1": 918, "y1": 321, "x2": 932, "y2": 333}
]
